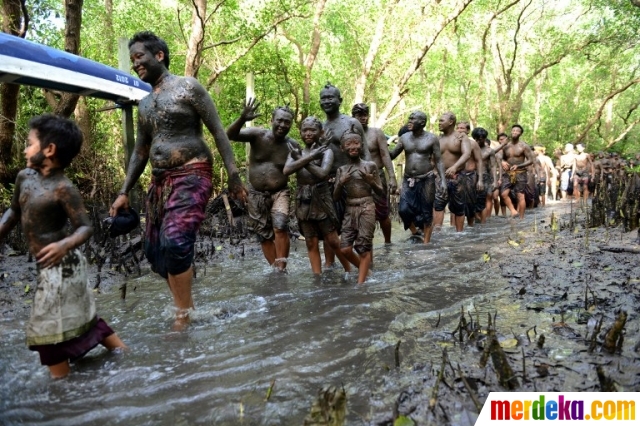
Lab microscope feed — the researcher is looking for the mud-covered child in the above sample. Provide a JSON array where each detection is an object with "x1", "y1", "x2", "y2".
[
  {"x1": 0, "y1": 114, "x2": 126, "y2": 378},
  {"x1": 283, "y1": 117, "x2": 352, "y2": 275},
  {"x1": 333, "y1": 127, "x2": 384, "y2": 284}
]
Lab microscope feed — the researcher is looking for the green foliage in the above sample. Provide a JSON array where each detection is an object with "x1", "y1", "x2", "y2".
[{"x1": 2, "y1": 0, "x2": 638, "y2": 192}]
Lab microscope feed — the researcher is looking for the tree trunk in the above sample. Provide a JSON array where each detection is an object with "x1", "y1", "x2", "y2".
[
  {"x1": 185, "y1": 0, "x2": 206, "y2": 78},
  {"x1": 353, "y1": 0, "x2": 399, "y2": 104},
  {"x1": 105, "y1": 0, "x2": 114, "y2": 60},
  {"x1": 301, "y1": 0, "x2": 327, "y2": 119},
  {"x1": 0, "y1": 0, "x2": 26, "y2": 184},
  {"x1": 45, "y1": 0, "x2": 83, "y2": 117}
]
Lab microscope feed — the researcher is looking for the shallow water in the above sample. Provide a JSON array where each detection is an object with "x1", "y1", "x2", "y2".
[{"x1": 0, "y1": 206, "x2": 574, "y2": 425}]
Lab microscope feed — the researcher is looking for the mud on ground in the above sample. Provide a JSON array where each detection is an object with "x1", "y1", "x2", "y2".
[{"x1": 368, "y1": 209, "x2": 640, "y2": 426}]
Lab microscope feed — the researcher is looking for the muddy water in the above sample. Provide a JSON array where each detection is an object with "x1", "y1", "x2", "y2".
[{"x1": 0, "y1": 206, "x2": 573, "y2": 425}]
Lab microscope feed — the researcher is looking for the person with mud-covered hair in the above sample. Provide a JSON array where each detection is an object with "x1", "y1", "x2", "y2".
[
  {"x1": 333, "y1": 126, "x2": 383, "y2": 284},
  {"x1": 390, "y1": 111, "x2": 444, "y2": 243},
  {"x1": 1, "y1": 114, "x2": 126, "y2": 378},
  {"x1": 227, "y1": 99, "x2": 298, "y2": 273},
  {"x1": 433, "y1": 112, "x2": 477, "y2": 231},
  {"x1": 352, "y1": 103, "x2": 397, "y2": 243},
  {"x1": 559, "y1": 143, "x2": 575, "y2": 201},
  {"x1": 110, "y1": 31, "x2": 246, "y2": 331},
  {"x1": 496, "y1": 124, "x2": 534, "y2": 219},
  {"x1": 283, "y1": 117, "x2": 352, "y2": 275},
  {"x1": 319, "y1": 83, "x2": 370, "y2": 267},
  {"x1": 472, "y1": 127, "x2": 507, "y2": 223}
]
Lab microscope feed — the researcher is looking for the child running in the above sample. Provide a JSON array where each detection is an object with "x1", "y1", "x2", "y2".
[
  {"x1": 333, "y1": 126, "x2": 384, "y2": 284},
  {"x1": 283, "y1": 117, "x2": 352, "y2": 275},
  {"x1": 0, "y1": 114, "x2": 126, "y2": 378}
]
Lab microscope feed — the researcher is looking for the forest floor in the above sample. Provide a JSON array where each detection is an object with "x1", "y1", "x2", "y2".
[{"x1": 1, "y1": 201, "x2": 639, "y2": 425}]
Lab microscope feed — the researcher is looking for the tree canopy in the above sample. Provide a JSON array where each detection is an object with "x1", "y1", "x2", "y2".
[{"x1": 1, "y1": 0, "x2": 639, "y2": 197}]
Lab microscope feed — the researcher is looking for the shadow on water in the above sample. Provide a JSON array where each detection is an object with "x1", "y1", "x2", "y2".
[{"x1": 0, "y1": 206, "x2": 573, "y2": 425}]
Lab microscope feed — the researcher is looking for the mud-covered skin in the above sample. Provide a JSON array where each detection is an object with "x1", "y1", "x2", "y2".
[
  {"x1": 437, "y1": 113, "x2": 472, "y2": 179},
  {"x1": 497, "y1": 129, "x2": 534, "y2": 172},
  {"x1": 334, "y1": 137, "x2": 383, "y2": 201},
  {"x1": 319, "y1": 87, "x2": 370, "y2": 175},
  {"x1": 283, "y1": 119, "x2": 332, "y2": 186},
  {"x1": 353, "y1": 112, "x2": 397, "y2": 194},
  {"x1": 390, "y1": 112, "x2": 445, "y2": 185},
  {"x1": 116, "y1": 42, "x2": 240, "y2": 200},
  {"x1": 0, "y1": 168, "x2": 92, "y2": 267},
  {"x1": 227, "y1": 106, "x2": 299, "y2": 192}
]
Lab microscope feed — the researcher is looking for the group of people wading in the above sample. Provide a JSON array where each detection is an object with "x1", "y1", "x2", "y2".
[{"x1": 2, "y1": 32, "x2": 639, "y2": 378}]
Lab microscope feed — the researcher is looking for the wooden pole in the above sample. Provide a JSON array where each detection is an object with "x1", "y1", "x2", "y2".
[
  {"x1": 117, "y1": 38, "x2": 138, "y2": 206},
  {"x1": 117, "y1": 38, "x2": 135, "y2": 169},
  {"x1": 245, "y1": 72, "x2": 255, "y2": 179}
]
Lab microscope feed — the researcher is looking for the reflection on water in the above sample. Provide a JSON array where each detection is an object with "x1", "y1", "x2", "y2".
[{"x1": 0, "y1": 208, "x2": 571, "y2": 425}]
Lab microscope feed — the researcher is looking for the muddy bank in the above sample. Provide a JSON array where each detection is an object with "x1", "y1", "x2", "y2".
[{"x1": 368, "y1": 208, "x2": 640, "y2": 426}]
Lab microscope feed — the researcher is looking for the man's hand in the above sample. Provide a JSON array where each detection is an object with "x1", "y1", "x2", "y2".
[
  {"x1": 36, "y1": 241, "x2": 69, "y2": 269},
  {"x1": 445, "y1": 166, "x2": 458, "y2": 178},
  {"x1": 241, "y1": 97, "x2": 261, "y2": 122},
  {"x1": 509, "y1": 164, "x2": 519, "y2": 171},
  {"x1": 319, "y1": 128, "x2": 334, "y2": 147},
  {"x1": 476, "y1": 180, "x2": 484, "y2": 192},
  {"x1": 501, "y1": 161, "x2": 511, "y2": 172},
  {"x1": 311, "y1": 145, "x2": 328, "y2": 159},
  {"x1": 228, "y1": 173, "x2": 248, "y2": 204},
  {"x1": 388, "y1": 180, "x2": 398, "y2": 195},
  {"x1": 110, "y1": 194, "x2": 130, "y2": 217}
]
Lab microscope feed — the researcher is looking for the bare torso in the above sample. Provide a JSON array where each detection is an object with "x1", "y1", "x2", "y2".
[
  {"x1": 439, "y1": 132, "x2": 466, "y2": 170},
  {"x1": 502, "y1": 141, "x2": 529, "y2": 167},
  {"x1": 338, "y1": 161, "x2": 379, "y2": 199},
  {"x1": 14, "y1": 168, "x2": 91, "y2": 255},
  {"x1": 399, "y1": 131, "x2": 440, "y2": 177},
  {"x1": 138, "y1": 75, "x2": 213, "y2": 170},
  {"x1": 246, "y1": 130, "x2": 298, "y2": 192},
  {"x1": 573, "y1": 153, "x2": 591, "y2": 172},
  {"x1": 365, "y1": 127, "x2": 387, "y2": 170}
]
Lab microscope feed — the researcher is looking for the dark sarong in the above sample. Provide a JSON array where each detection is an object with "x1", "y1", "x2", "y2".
[
  {"x1": 340, "y1": 196, "x2": 376, "y2": 254},
  {"x1": 374, "y1": 170, "x2": 390, "y2": 221},
  {"x1": 246, "y1": 184, "x2": 290, "y2": 241},
  {"x1": 296, "y1": 181, "x2": 338, "y2": 239},
  {"x1": 475, "y1": 171, "x2": 492, "y2": 213},
  {"x1": 434, "y1": 174, "x2": 467, "y2": 216},
  {"x1": 145, "y1": 162, "x2": 213, "y2": 278},
  {"x1": 500, "y1": 170, "x2": 528, "y2": 195},
  {"x1": 30, "y1": 318, "x2": 114, "y2": 366},
  {"x1": 399, "y1": 173, "x2": 435, "y2": 230},
  {"x1": 573, "y1": 170, "x2": 590, "y2": 191},
  {"x1": 458, "y1": 170, "x2": 478, "y2": 218}
]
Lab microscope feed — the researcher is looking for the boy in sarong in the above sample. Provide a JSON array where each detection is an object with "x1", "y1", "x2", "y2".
[
  {"x1": 333, "y1": 127, "x2": 384, "y2": 284},
  {"x1": 0, "y1": 114, "x2": 126, "y2": 378},
  {"x1": 283, "y1": 117, "x2": 352, "y2": 275}
]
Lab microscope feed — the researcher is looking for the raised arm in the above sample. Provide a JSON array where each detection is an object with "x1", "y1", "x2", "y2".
[
  {"x1": 305, "y1": 148, "x2": 334, "y2": 180},
  {"x1": 225, "y1": 97, "x2": 263, "y2": 143},
  {"x1": 364, "y1": 162, "x2": 384, "y2": 196}
]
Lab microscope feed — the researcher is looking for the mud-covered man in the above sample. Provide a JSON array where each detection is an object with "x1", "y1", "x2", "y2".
[
  {"x1": 433, "y1": 112, "x2": 475, "y2": 232},
  {"x1": 497, "y1": 124, "x2": 535, "y2": 219},
  {"x1": 471, "y1": 127, "x2": 505, "y2": 223},
  {"x1": 390, "y1": 111, "x2": 444, "y2": 243},
  {"x1": 110, "y1": 31, "x2": 245, "y2": 331},
  {"x1": 571, "y1": 143, "x2": 594, "y2": 206},
  {"x1": 352, "y1": 103, "x2": 397, "y2": 244},
  {"x1": 227, "y1": 99, "x2": 298, "y2": 272},
  {"x1": 319, "y1": 83, "x2": 369, "y2": 266},
  {"x1": 456, "y1": 121, "x2": 485, "y2": 226},
  {"x1": 559, "y1": 143, "x2": 575, "y2": 201}
]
